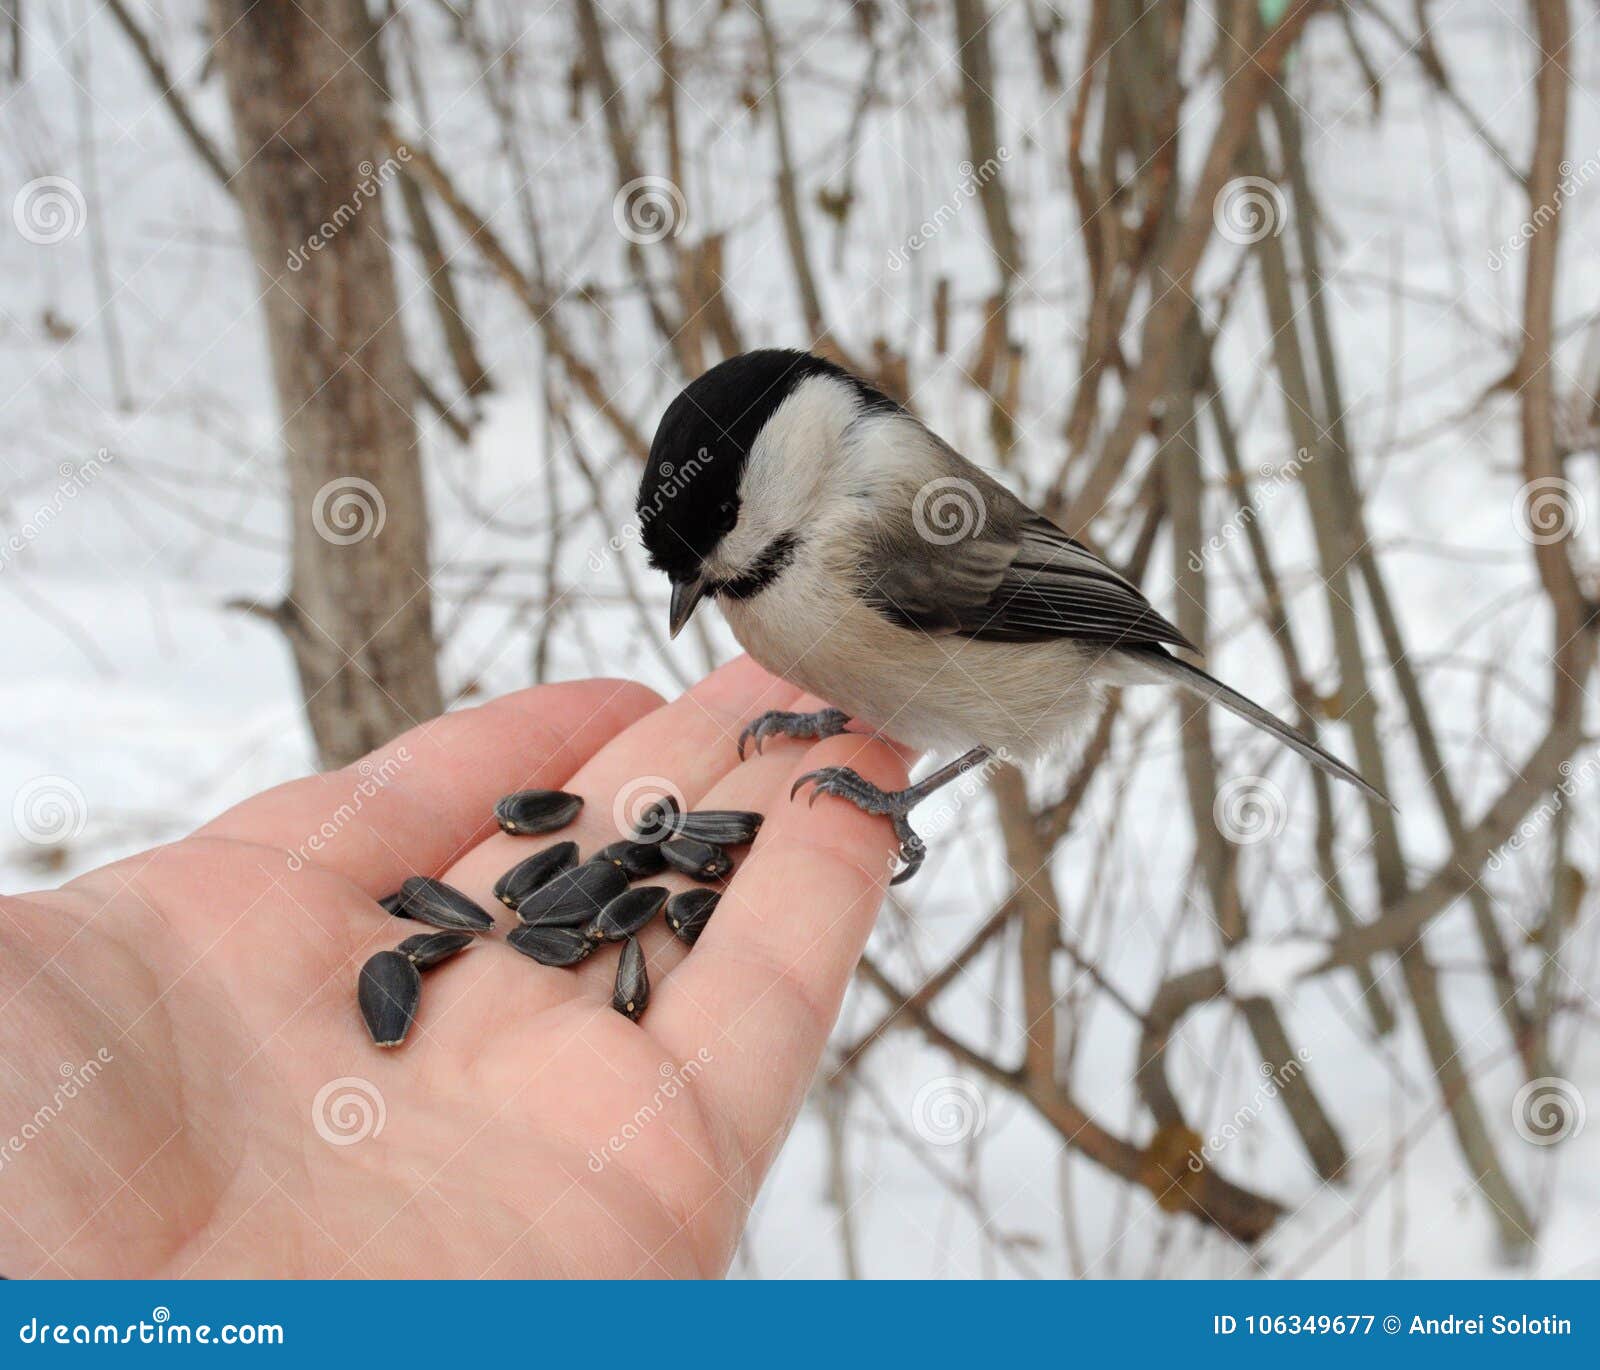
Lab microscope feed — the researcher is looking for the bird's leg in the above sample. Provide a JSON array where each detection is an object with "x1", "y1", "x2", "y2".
[
  {"x1": 790, "y1": 746, "x2": 995, "y2": 884},
  {"x1": 737, "y1": 706, "x2": 851, "y2": 760}
]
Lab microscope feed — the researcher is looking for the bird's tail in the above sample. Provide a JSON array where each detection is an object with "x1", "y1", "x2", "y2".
[{"x1": 1131, "y1": 649, "x2": 1392, "y2": 807}]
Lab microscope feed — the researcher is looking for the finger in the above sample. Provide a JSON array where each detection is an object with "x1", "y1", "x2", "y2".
[
  {"x1": 648, "y1": 730, "x2": 908, "y2": 1178},
  {"x1": 606, "y1": 687, "x2": 845, "y2": 973},
  {"x1": 565, "y1": 695, "x2": 829, "y2": 1006},
  {"x1": 414, "y1": 657, "x2": 805, "y2": 1038},
  {"x1": 193, "y1": 679, "x2": 663, "y2": 896}
]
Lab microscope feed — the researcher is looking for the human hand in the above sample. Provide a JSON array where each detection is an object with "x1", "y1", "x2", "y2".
[{"x1": 0, "y1": 657, "x2": 907, "y2": 1277}]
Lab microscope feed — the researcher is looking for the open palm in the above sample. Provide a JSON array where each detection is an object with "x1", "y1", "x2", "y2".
[{"x1": 0, "y1": 658, "x2": 906, "y2": 1278}]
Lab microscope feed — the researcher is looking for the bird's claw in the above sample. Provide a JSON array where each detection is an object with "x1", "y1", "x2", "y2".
[
  {"x1": 789, "y1": 770, "x2": 821, "y2": 803},
  {"x1": 789, "y1": 766, "x2": 928, "y2": 883},
  {"x1": 789, "y1": 765, "x2": 885, "y2": 810},
  {"x1": 738, "y1": 708, "x2": 850, "y2": 761},
  {"x1": 889, "y1": 827, "x2": 926, "y2": 885}
]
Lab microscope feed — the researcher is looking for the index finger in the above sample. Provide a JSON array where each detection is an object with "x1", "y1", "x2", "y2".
[{"x1": 650, "y1": 730, "x2": 909, "y2": 1176}]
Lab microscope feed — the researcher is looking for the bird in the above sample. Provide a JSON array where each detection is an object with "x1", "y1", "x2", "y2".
[{"x1": 636, "y1": 348, "x2": 1383, "y2": 882}]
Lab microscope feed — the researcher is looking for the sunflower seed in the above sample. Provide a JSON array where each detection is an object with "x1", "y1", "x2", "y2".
[
  {"x1": 378, "y1": 890, "x2": 410, "y2": 919},
  {"x1": 612, "y1": 937, "x2": 650, "y2": 1021},
  {"x1": 592, "y1": 839, "x2": 668, "y2": 879},
  {"x1": 661, "y1": 838, "x2": 732, "y2": 881},
  {"x1": 516, "y1": 860, "x2": 628, "y2": 928},
  {"x1": 358, "y1": 950, "x2": 421, "y2": 1047},
  {"x1": 507, "y1": 923, "x2": 594, "y2": 967},
  {"x1": 398, "y1": 876, "x2": 496, "y2": 932},
  {"x1": 494, "y1": 789, "x2": 584, "y2": 836},
  {"x1": 631, "y1": 793, "x2": 681, "y2": 844},
  {"x1": 665, "y1": 888, "x2": 720, "y2": 946},
  {"x1": 397, "y1": 930, "x2": 474, "y2": 969},
  {"x1": 493, "y1": 841, "x2": 580, "y2": 909},
  {"x1": 587, "y1": 885, "x2": 669, "y2": 943},
  {"x1": 672, "y1": 810, "x2": 764, "y2": 846}
]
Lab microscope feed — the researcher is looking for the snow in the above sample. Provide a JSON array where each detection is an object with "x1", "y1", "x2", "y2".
[{"x1": 1224, "y1": 939, "x2": 1331, "y2": 1002}]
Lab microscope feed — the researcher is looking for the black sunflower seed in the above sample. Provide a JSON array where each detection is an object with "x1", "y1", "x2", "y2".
[
  {"x1": 494, "y1": 789, "x2": 584, "y2": 836},
  {"x1": 672, "y1": 810, "x2": 764, "y2": 846},
  {"x1": 665, "y1": 888, "x2": 720, "y2": 946},
  {"x1": 612, "y1": 937, "x2": 650, "y2": 1021},
  {"x1": 493, "y1": 841, "x2": 580, "y2": 909},
  {"x1": 661, "y1": 837, "x2": 732, "y2": 881},
  {"x1": 507, "y1": 923, "x2": 594, "y2": 967},
  {"x1": 358, "y1": 950, "x2": 421, "y2": 1047},
  {"x1": 398, "y1": 876, "x2": 496, "y2": 932},
  {"x1": 587, "y1": 885, "x2": 670, "y2": 943},
  {"x1": 631, "y1": 793, "x2": 681, "y2": 844},
  {"x1": 592, "y1": 839, "x2": 668, "y2": 879},
  {"x1": 397, "y1": 930, "x2": 474, "y2": 970},
  {"x1": 516, "y1": 860, "x2": 628, "y2": 928},
  {"x1": 378, "y1": 890, "x2": 410, "y2": 919}
]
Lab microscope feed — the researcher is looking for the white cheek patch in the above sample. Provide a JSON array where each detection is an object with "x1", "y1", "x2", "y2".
[{"x1": 709, "y1": 375, "x2": 863, "y2": 578}]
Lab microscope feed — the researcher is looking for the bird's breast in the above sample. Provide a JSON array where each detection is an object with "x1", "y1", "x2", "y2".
[{"x1": 715, "y1": 568, "x2": 1111, "y2": 758}]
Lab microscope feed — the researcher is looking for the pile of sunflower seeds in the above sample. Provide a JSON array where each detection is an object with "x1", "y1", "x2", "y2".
[{"x1": 357, "y1": 789, "x2": 760, "y2": 1047}]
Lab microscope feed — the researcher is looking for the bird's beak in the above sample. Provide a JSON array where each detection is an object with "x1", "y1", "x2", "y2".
[{"x1": 668, "y1": 577, "x2": 709, "y2": 639}]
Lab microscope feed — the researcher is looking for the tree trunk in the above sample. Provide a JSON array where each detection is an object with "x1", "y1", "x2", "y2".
[{"x1": 211, "y1": 0, "x2": 443, "y2": 766}]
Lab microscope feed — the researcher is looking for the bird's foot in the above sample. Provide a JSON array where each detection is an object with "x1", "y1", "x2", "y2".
[
  {"x1": 738, "y1": 707, "x2": 851, "y2": 760},
  {"x1": 789, "y1": 766, "x2": 928, "y2": 884}
]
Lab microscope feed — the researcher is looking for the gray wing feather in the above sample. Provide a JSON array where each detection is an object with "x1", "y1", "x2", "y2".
[
  {"x1": 851, "y1": 419, "x2": 1387, "y2": 803},
  {"x1": 860, "y1": 427, "x2": 1195, "y2": 652}
]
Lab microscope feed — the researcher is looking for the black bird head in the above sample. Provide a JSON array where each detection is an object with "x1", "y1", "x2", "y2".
[{"x1": 637, "y1": 349, "x2": 891, "y2": 636}]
